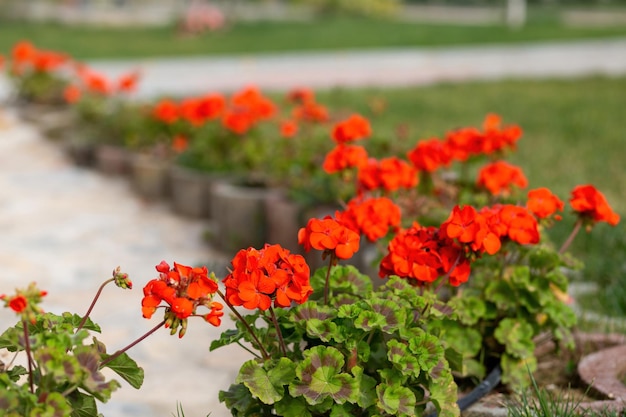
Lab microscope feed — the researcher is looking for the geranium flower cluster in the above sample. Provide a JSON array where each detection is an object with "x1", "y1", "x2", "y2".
[
  {"x1": 223, "y1": 244, "x2": 313, "y2": 310},
  {"x1": 335, "y1": 196, "x2": 402, "y2": 242},
  {"x1": 151, "y1": 86, "x2": 274, "y2": 135},
  {"x1": 406, "y1": 113, "x2": 523, "y2": 173},
  {"x1": 323, "y1": 114, "x2": 418, "y2": 195},
  {"x1": 9, "y1": 40, "x2": 69, "y2": 76},
  {"x1": 298, "y1": 216, "x2": 361, "y2": 260},
  {"x1": 141, "y1": 261, "x2": 223, "y2": 337}
]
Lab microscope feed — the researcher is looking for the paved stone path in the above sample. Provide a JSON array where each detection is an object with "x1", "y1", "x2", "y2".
[
  {"x1": 81, "y1": 38, "x2": 626, "y2": 99},
  {"x1": 1, "y1": 40, "x2": 626, "y2": 416},
  {"x1": 0, "y1": 108, "x2": 250, "y2": 417}
]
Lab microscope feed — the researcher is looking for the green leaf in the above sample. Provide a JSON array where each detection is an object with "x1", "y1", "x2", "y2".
[
  {"x1": 428, "y1": 368, "x2": 460, "y2": 417},
  {"x1": 407, "y1": 330, "x2": 445, "y2": 373},
  {"x1": 75, "y1": 347, "x2": 121, "y2": 402},
  {"x1": 386, "y1": 340, "x2": 421, "y2": 378},
  {"x1": 289, "y1": 346, "x2": 358, "y2": 405},
  {"x1": 236, "y1": 358, "x2": 295, "y2": 405},
  {"x1": 351, "y1": 366, "x2": 377, "y2": 409},
  {"x1": 376, "y1": 383, "x2": 416, "y2": 416},
  {"x1": 100, "y1": 351, "x2": 144, "y2": 389},
  {"x1": 68, "y1": 391, "x2": 99, "y2": 417},
  {"x1": 210, "y1": 328, "x2": 244, "y2": 352},
  {"x1": 500, "y1": 353, "x2": 537, "y2": 388},
  {"x1": 5, "y1": 365, "x2": 28, "y2": 382},
  {"x1": 274, "y1": 395, "x2": 312, "y2": 417},
  {"x1": 354, "y1": 298, "x2": 406, "y2": 334},
  {"x1": 219, "y1": 383, "x2": 258, "y2": 415},
  {"x1": 494, "y1": 318, "x2": 535, "y2": 359},
  {"x1": 61, "y1": 312, "x2": 102, "y2": 332},
  {"x1": 444, "y1": 347, "x2": 464, "y2": 375}
]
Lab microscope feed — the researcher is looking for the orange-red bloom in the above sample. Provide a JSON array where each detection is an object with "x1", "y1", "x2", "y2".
[
  {"x1": 298, "y1": 217, "x2": 360, "y2": 260},
  {"x1": 569, "y1": 184, "x2": 620, "y2": 226},
  {"x1": 141, "y1": 261, "x2": 222, "y2": 334},
  {"x1": 407, "y1": 137, "x2": 452, "y2": 173},
  {"x1": 357, "y1": 157, "x2": 418, "y2": 193},
  {"x1": 152, "y1": 99, "x2": 179, "y2": 124},
  {"x1": 477, "y1": 160, "x2": 528, "y2": 196},
  {"x1": 116, "y1": 71, "x2": 140, "y2": 93},
  {"x1": 440, "y1": 205, "x2": 501, "y2": 255},
  {"x1": 335, "y1": 197, "x2": 401, "y2": 242},
  {"x1": 63, "y1": 85, "x2": 81, "y2": 104},
  {"x1": 322, "y1": 144, "x2": 368, "y2": 174},
  {"x1": 331, "y1": 114, "x2": 371, "y2": 144},
  {"x1": 379, "y1": 223, "x2": 471, "y2": 287},
  {"x1": 280, "y1": 119, "x2": 298, "y2": 138},
  {"x1": 223, "y1": 244, "x2": 312, "y2": 310},
  {"x1": 527, "y1": 187, "x2": 564, "y2": 220}
]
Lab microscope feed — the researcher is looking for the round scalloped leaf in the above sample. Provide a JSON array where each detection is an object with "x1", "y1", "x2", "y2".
[
  {"x1": 354, "y1": 299, "x2": 406, "y2": 334},
  {"x1": 290, "y1": 346, "x2": 358, "y2": 405},
  {"x1": 376, "y1": 383, "x2": 417, "y2": 416},
  {"x1": 236, "y1": 358, "x2": 295, "y2": 405},
  {"x1": 386, "y1": 340, "x2": 421, "y2": 378}
]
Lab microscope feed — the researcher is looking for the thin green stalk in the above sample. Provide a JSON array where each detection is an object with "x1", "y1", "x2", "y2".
[
  {"x1": 217, "y1": 289, "x2": 270, "y2": 361},
  {"x1": 100, "y1": 319, "x2": 165, "y2": 368},
  {"x1": 76, "y1": 277, "x2": 114, "y2": 333},
  {"x1": 269, "y1": 306, "x2": 287, "y2": 357}
]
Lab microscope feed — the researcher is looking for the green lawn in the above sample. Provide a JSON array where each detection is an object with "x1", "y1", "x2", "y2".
[
  {"x1": 311, "y1": 76, "x2": 626, "y2": 319},
  {"x1": 1, "y1": 14, "x2": 626, "y2": 59}
]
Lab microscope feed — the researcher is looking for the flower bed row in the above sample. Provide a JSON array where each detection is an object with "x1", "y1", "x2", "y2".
[{"x1": 1, "y1": 40, "x2": 624, "y2": 416}]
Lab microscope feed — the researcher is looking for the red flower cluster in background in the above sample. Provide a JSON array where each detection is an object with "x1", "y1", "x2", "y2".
[
  {"x1": 527, "y1": 187, "x2": 564, "y2": 220},
  {"x1": 357, "y1": 156, "x2": 418, "y2": 193},
  {"x1": 298, "y1": 217, "x2": 361, "y2": 260},
  {"x1": 331, "y1": 114, "x2": 371, "y2": 144},
  {"x1": 570, "y1": 184, "x2": 620, "y2": 226},
  {"x1": 10, "y1": 40, "x2": 69, "y2": 75},
  {"x1": 142, "y1": 261, "x2": 223, "y2": 334},
  {"x1": 406, "y1": 114, "x2": 523, "y2": 173},
  {"x1": 477, "y1": 160, "x2": 528, "y2": 196},
  {"x1": 379, "y1": 223, "x2": 471, "y2": 287},
  {"x1": 335, "y1": 197, "x2": 401, "y2": 242},
  {"x1": 223, "y1": 244, "x2": 312, "y2": 310}
]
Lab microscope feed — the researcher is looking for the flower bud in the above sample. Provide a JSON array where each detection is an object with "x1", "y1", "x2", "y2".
[{"x1": 112, "y1": 266, "x2": 133, "y2": 289}]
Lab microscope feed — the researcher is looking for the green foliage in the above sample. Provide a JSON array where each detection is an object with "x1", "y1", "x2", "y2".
[
  {"x1": 217, "y1": 272, "x2": 460, "y2": 416},
  {"x1": 0, "y1": 284, "x2": 144, "y2": 416}
]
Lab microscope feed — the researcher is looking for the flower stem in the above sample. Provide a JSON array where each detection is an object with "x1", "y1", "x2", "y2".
[
  {"x1": 99, "y1": 319, "x2": 165, "y2": 369},
  {"x1": 559, "y1": 218, "x2": 583, "y2": 254},
  {"x1": 269, "y1": 307, "x2": 287, "y2": 357},
  {"x1": 22, "y1": 318, "x2": 34, "y2": 394},
  {"x1": 77, "y1": 278, "x2": 114, "y2": 333},
  {"x1": 217, "y1": 289, "x2": 270, "y2": 361}
]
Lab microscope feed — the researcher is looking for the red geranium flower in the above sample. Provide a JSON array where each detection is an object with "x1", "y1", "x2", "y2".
[
  {"x1": 570, "y1": 184, "x2": 620, "y2": 226},
  {"x1": 141, "y1": 261, "x2": 222, "y2": 337},
  {"x1": 477, "y1": 160, "x2": 528, "y2": 196},
  {"x1": 335, "y1": 197, "x2": 401, "y2": 242},
  {"x1": 298, "y1": 217, "x2": 360, "y2": 260},
  {"x1": 331, "y1": 114, "x2": 371, "y2": 144},
  {"x1": 322, "y1": 144, "x2": 368, "y2": 174},
  {"x1": 527, "y1": 187, "x2": 564, "y2": 220},
  {"x1": 223, "y1": 244, "x2": 312, "y2": 310}
]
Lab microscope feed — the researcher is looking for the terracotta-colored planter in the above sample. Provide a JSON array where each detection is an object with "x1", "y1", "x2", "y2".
[{"x1": 131, "y1": 154, "x2": 171, "y2": 201}]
